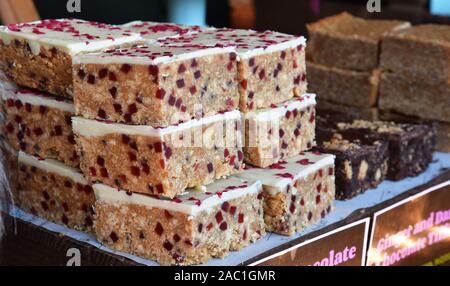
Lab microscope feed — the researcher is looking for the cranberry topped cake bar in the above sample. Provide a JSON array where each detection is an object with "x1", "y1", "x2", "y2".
[
  {"x1": 307, "y1": 12, "x2": 410, "y2": 71},
  {"x1": 158, "y1": 28, "x2": 307, "y2": 112},
  {"x1": 1, "y1": 88, "x2": 79, "y2": 167},
  {"x1": 244, "y1": 94, "x2": 316, "y2": 168},
  {"x1": 122, "y1": 21, "x2": 201, "y2": 42},
  {"x1": 17, "y1": 152, "x2": 95, "y2": 232},
  {"x1": 0, "y1": 19, "x2": 142, "y2": 97},
  {"x1": 73, "y1": 44, "x2": 239, "y2": 126},
  {"x1": 380, "y1": 24, "x2": 450, "y2": 84},
  {"x1": 72, "y1": 110, "x2": 243, "y2": 199},
  {"x1": 93, "y1": 177, "x2": 265, "y2": 265},
  {"x1": 237, "y1": 151, "x2": 335, "y2": 236}
]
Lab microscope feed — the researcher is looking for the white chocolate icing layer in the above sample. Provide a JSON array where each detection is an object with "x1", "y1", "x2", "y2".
[
  {"x1": 244, "y1": 93, "x2": 316, "y2": 121},
  {"x1": 18, "y1": 151, "x2": 87, "y2": 184},
  {"x1": 72, "y1": 110, "x2": 241, "y2": 138},
  {"x1": 122, "y1": 21, "x2": 200, "y2": 41},
  {"x1": 72, "y1": 44, "x2": 235, "y2": 65},
  {"x1": 1, "y1": 89, "x2": 75, "y2": 113},
  {"x1": 94, "y1": 177, "x2": 262, "y2": 216},
  {"x1": 0, "y1": 19, "x2": 142, "y2": 56},
  {"x1": 158, "y1": 28, "x2": 306, "y2": 59},
  {"x1": 236, "y1": 151, "x2": 335, "y2": 195}
]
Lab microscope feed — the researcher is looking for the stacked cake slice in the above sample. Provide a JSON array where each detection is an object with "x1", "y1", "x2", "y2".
[{"x1": 0, "y1": 18, "x2": 337, "y2": 265}]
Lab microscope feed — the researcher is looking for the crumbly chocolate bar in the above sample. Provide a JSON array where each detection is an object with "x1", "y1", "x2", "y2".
[
  {"x1": 379, "y1": 72, "x2": 450, "y2": 123},
  {"x1": 72, "y1": 110, "x2": 243, "y2": 199},
  {"x1": 17, "y1": 152, "x2": 95, "y2": 231},
  {"x1": 1, "y1": 88, "x2": 78, "y2": 167},
  {"x1": 380, "y1": 110, "x2": 450, "y2": 153},
  {"x1": 73, "y1": 44, "x2": 239, "y2": 126},
  {"x1": 315, "y1": 130, "x2": 388, "y2": 200},
  {"x1": 244, "y1": 94, "x2": 316, "y2": 168},
  {"x1": 380, "y1": 24, "x2": 450, "y2": 84},
  {"x1": 336, "y1": 120, "x2": 436, "y2": 180},
  {"x1": 307, "y1": 61, "x2": 381, "y2": 107},
  {"x1": 0, "y1": 19, "x2": 142, "y2": 97},
  {"x1": 93, "y1": 178, "x2": 265, "y2": 265},
  {"x1": 157, "y1": 28, "x2": 307, "y2": 112},
  {"x1": 307, "y1": 12, "x2": 410, "y2": 71},
  {"x1": 237, "y1": 151, "x2": 335, "y2": 235}
]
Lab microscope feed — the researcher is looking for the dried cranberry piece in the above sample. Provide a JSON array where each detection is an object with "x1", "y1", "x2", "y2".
[
  {"x1": 122, "y1": 135, "x2": 130, "y2": 144},
  {"x1": 128, "y1": 103, "x2": 138, "y2": 114},
  {"x1": 219, "y1": 222, "x2": 228, "y2": 231},
  {"x1": 130, "y1": 166, "x2": 140, "y2": 177},
  {"x1": 178, "y1": 64, "x2": 186, "y2": 74},
  {"x1": 100, "y1": 168, "x2": 109, "y2": 178},
  {"x1": 98, "y1": 109, "x2": 107, "y2": 119},
  {"x1": 155, "y1": 222, "x2": 164, "y2": 236},
  {"x1": 163, "y1": 240, "x2": 173, "y2": 251},
  {"x1": 121, "y1": 64, "x2": 132, "y2": 74},
  {"x1": 207, "y1": 163, "x2": 214, "y2": 173},
  {"x1": 98, "y1": 68, "x2": 108, "y2": 79},
  {"x1": 148, "y1": 65, "x2": 159, "y2": 76},
  {"x1": 176, "y1": 79, "x2": 185, "y2": 88},
  {"x1": 54, "y1": 125, "x2": 63, "y2": 136},
  {"x1": 110, "y1": 231, "x2": 119, "y2": 242},
  {"x1": 109, "y1": 72, "x2": 117, "y2": 81},
  {"x1": 215, "y1": 211, "x2": 223, "y2": 224},
  {"x1": 78, "y1": 69, "x2": 86, "y2": 79},
  {"x1": 198, "y1": 223, "x2": 203, "y2": 233},
  {"x1": 109, "y1": 87, "x2": 117, "y2": 98},
  {"x1": 221, "y1": 202, "x2": 230, "y2": 212},
  {"x1": 238, "y1": 213, "x2": 244, "y2": 224},
  {"x1": 33, "y1": 127, "x2": 43, "y2": 136},
  {"x1": 155, "y1": 88, "x2": 165, "y2": 99},
  {"x1": 87, "y1": 74, "x2": 96, "y2": 84}
]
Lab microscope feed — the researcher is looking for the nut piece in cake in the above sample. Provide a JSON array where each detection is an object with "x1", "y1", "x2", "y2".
[
  {"x1": 73, "y1": 44, "x2": 239, "y2": 126},
  {"x1": 157, "y1": 28, "x2": 307, "y2": 112},
  {"x1": 380, "y1": 24, "x2": 450, "y2": 84},
  {"x1": 93, "y1": 178, "x2": 265, "y2": 265},
  {"x1": 307, "y1": 61, "x2": 381, "y2": 107},
  {"x1": 1, "y1": 88, "x2": 79, "y2": 167},
  {"x1": 17, "y1": 152, "x2": 95, "y2": 231},
  {"x1": 72, "y1": 110, "x2": 243, "y2": 199},
  {"x1": 237, "y1": 151, "x2": 335, "y2": 236},
  {"x1": 307, "y1": 12, "x2": 410, "y2": 71},
  {"x1": 244, "y1": 94, "x2": 316, "y2": 168},
  {"x1": 0, "y1": 19, "x2": 142, "y2": 97}
]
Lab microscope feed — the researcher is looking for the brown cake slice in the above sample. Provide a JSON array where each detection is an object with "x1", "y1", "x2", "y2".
[
  {"x1": 380, "y1": 24, "x2": 450, "y2": 84},
  {"x1": 307, "y1": 12, "x2": 410, "y2": 71},
  {"x1": 307, "y1": 61, "x2": 381, "y2": 107}
]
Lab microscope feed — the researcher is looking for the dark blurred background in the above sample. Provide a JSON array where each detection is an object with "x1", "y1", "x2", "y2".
[{"x1": 2, "y1": 0, "x2": 450, "y2": 34}]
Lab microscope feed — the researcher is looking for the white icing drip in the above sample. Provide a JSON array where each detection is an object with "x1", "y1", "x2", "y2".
[
  {"x1": 1, "y1": 90, "x2": 75, "y2": 113},
  {"x1": 244, "y1": 94, "x2": 316, "y2": 121},
  {"x1": 18, "y1": 152, "x2": 87, "y2": 184},
  {"x1": 0, "y1": 19, "x2": 142, "y2": 56},
  {"x1": 72, "y1": 44, "x2": 235, "y2": 65},
  {"x1": 72, "y1": 110, "x2": 241, "y2": 138},
  {"x1": 236, "y1": 152, "x2": 335, "y2": 195},
  {"x1": 94, "y1": 178, "x2": 262, "y2": 215}
]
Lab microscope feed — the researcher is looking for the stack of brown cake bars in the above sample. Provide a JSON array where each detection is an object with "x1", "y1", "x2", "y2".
[{"x1": 0, "y1": 19, "x2": 336, "y2": 265}]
